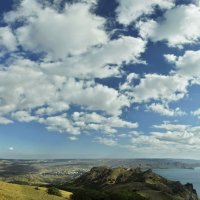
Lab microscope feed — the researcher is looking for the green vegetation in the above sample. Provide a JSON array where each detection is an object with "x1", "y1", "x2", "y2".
[
  {"x1": 71, "y1": 188, "x2": 148, "y2": 200},
  {"x1": 9, "y1": 180, "x2": 30, "y2": 185},
  {"x1": 48, "y1": 186, "x2": 62, "y2": 197},
  {"x1": 0, "y1": 181, "x2": 71, "y2": 200},
  {"x1": 0, "y1": 164, "x2": 198, "y2": 200},
  {"x1": 73, "y1": 167, "x2": 198, "y2": 200}
]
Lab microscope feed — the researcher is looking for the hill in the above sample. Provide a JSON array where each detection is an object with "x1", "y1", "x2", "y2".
[
  {"x1": 0, "y1": 181, "x2": 72, "y2": 200},
  {"x1": 0, "y1": 166, "x2": 199, "y2": 200},
  {"x1": 74, "y1": 166, "x2": 198, "y2": 200}
]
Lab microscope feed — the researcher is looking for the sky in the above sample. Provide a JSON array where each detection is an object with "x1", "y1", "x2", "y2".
[{"x1": 1, "y1": 0, "x2": 200, "y2": 159}]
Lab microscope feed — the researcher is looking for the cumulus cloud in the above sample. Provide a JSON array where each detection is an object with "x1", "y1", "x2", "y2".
[
  {"x1": 165, "y1": 50, "x2": 200, "y2": 79},
  {"x1": 0, "y1": 58, "x2": 130, "y2": 117},
  {"x1": 60, "y1": 78, "x2": 130, "y2": 116},
  {"x1": 0, "y1": 116, "x2": 13, "y2": 125},
  {"x1": 116, "y1": 0, "x2": 175, "y2": 25},
  {"x1": 11, "y1": 111, "x2": 38, "y2": 122},
  {"x1": 146, "y1": 103, "x2": 186, "y2": 117},
  {"x1": 129, "y1": 74, "x2": 189, "y2": 103},
  {"x1": 137, "y1": 4, "x2": 200, "y2": 47},
  {"x1": 164, "y1": 54, "x2": 177, "y2": 63},
  {"x1": 136, "y1": 19, "x2": 157, "y2": 40},
  {"x1": 40, "y1": 114, "x2": 81, "y2": 135},
  {"x1": 68, "y1": 136, "x2": 78, "y2": 141},
  {"x1": 0, "y1": 63, "x2": 57, "y2": 115},
  {"x1": 35, "y1": 102, "x2": 69, "y2": 116},
  {"x1": 0, "y1": 27, "x2": 17, "y2": 52},
  {"x1": 0, "y1": 0, "x2": 147, "y2": 139},
  {"x1": 96, "y1": 137, "x2": 117, "y2": 146},
  {"x1": 128, "y1": 123, "x2": 200, "y2": 156},
  {"x1": 1, "y1": 0, "x2": 197, "y2": 148},
  {"x1": 120, "y1": 73, "x2": 140, "y2": 91},
  {"x1": 41, "y1": 36, "x2": 146, "y2": 79},
  {"x1": 72, "y1": 112, "x2": 138, "y2": 134},
  {"x1": 0, "y1": 57, "x2": 136, "y2": 137},
  {"x1": 153, "y1": 122, "x2": 189, "y2": 131},
  {"x1": 191, "y1": 108, "x2": 200, "y2": 118},
  {"x1": 5, "y1": 0, "x2": 108, "y2": 60},
  {"x1": 0, "y1": 0, "x2": 149, "y2": 139}
]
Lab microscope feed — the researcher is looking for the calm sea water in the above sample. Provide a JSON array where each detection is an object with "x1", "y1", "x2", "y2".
[{"x1": 153, "y1": 168, "x2": 200, "y2": 196}]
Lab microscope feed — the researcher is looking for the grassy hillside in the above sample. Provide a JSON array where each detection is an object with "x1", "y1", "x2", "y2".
[{"x1": 0, "y1": 181, "x2": 72, "y2": 200}]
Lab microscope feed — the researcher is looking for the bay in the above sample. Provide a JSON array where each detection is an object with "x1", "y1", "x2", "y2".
[{"x1": 154, "y1": 168, "x2": 200, "y2": 196}]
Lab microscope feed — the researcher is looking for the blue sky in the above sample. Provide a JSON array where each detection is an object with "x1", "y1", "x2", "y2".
[{"x1": 1, "y1": 0, "x2": 200, "y2": 159}]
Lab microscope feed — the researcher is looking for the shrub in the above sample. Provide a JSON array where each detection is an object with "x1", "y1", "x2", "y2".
[
  {"x1": 71, "y1": 189, "x2": 148, "y2": 200},
  {"x1": 47, "y1": 187, "x2": 62, "y2": 197}
]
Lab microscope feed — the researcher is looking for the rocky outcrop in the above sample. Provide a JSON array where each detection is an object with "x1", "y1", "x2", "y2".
[{"x1": 75, "y1": 166, "x2": 198, "y2": 200}]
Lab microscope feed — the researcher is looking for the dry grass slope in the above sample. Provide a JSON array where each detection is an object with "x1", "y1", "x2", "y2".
[{"x1": 0, "y1": 181, "x2": 72, "y2": 200}]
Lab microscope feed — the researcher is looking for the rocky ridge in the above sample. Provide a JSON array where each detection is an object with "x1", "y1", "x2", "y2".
[{"x1": 75, "y1": 166, "x2": 198, "y2": 200}]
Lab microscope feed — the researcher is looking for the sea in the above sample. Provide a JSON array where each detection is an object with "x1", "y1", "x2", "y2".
[{"x1": 154, "y1": 168, "x2": 200, "y2": 196}]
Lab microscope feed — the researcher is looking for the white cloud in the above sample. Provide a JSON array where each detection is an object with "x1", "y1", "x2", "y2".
[
  {"x1": 191, "y1": 108, "x2": 200, "y2": 117},
  {"x1": 0, "y1": 27, "x2": 17, "y2": 52},
  {"x1": 11, "y1": 110, "x2": 38, "y2": 122},
  {"x1": 96, "y1": 137, "x2": 117, "y2": 146},
  {"x1": 5, "y1": 0, "x2": 108, "y2": 60},
  {"x1": 0, "y1": 58, "x2": 130, "y2": 117},
  {"x1": 136, "y1": 19, "x2": 157, "y2": 39},
  {"x1": 130, "y1": 74, "x2": 189, "y2": 103},
  {"x1": 116, "y1": 0, "x2": 175, "y2": 25},
  {"x1": 127, "y1": 73, "x2": 139, "y2": 82},
  {"x1": 0, "y1": 63, "x2": 57, "y2": 115},
  {"x1": 152, "y1": 131, "x2": 200, "y2": 146},
  {"x1": 72, "y1": 112, "x2": 138, "y2": 134},
  {"x1": 138, "y1": 4, "x2": 200, "y2": 47},
  {"x1": 146, "y1": 103, "x2": 186, "y2": 117},
  {"x1": 0, "y1": 0, "x2": 147, "y2": 139},
  {"x1": 41, "y1": 110, "x2": 136, "y2": 136},
  {"x1": 40, "y1": 114, "x2": 80, "y2": 135},
  {"x1": 153, "y1": 122, "x2": 190, "y2": 131},
  {"x1": 127, "y1": 123, "x2": 200, "y2": 156},
  {"x1": 165, "y1": 50, "x2": 200, "y2": 79},
  {"x1": 35, "y1": 102, "x2": 69, "y2": 116},
  {"x1": 164, "y1": 54, "x2": 177, "y2": 63},
  {"x1": 1, "y1": 0, "x2": 196, "y2": 146},
  {"x1": 0, "y1": 116, "x2": 13, "y2": 125},
  {"x1": 3, "y1": 0, "x2": 146, "y2": 80},
  {"x1": 9, "y1": 147, "x2": 14, "y2": 151},
  {"x1": 68, "y1": 136, "x2": 78, "y2": 141},
  {"x1": 60, "y1": 79, "x2": 130, "y2": 116},
  {"x1": 120, "y1": 73, "x2": 139, "y2": 91},
  {"x1": 41, "y1": 36, "x2": 146, "y2": 79},
  {"x1": 0, "y1": 57, "x2": 134, "y2": 137}
]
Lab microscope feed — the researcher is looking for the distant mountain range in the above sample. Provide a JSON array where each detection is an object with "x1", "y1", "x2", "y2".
[{"x1": 1, "y1": 158, "x2": 200, "y2": 186}]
